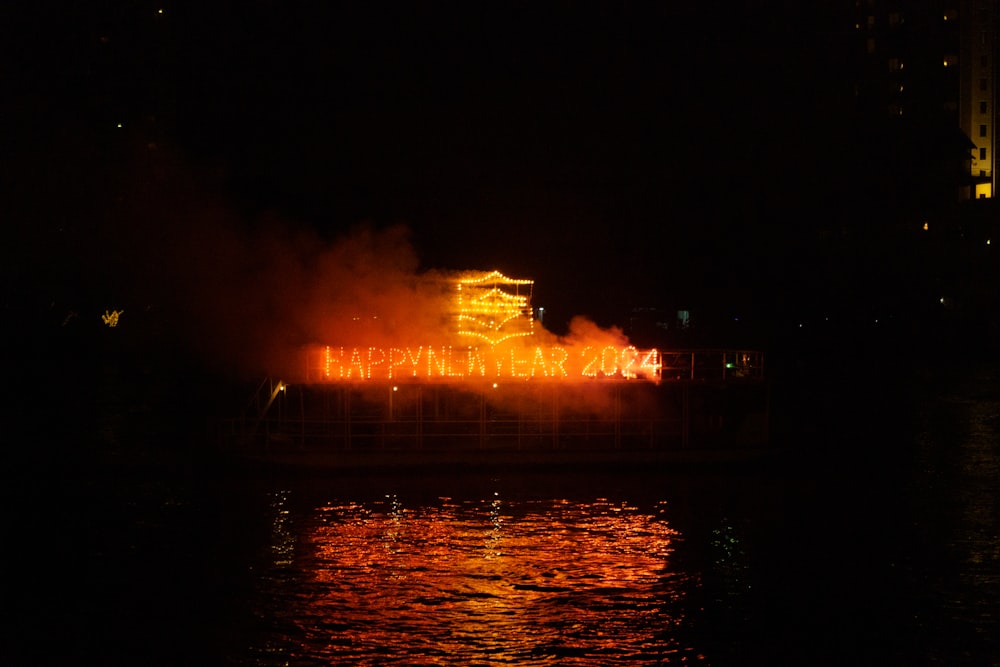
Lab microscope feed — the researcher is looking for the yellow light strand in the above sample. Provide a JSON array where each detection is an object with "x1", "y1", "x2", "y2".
[{"x1": 101, "y1": 309, "x2": 124, "y2": 327}]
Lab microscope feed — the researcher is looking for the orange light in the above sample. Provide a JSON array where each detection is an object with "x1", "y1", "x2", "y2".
[
  {"x1": 456, "y1": 271, "x2": 534, "y2": 345},
  {"x1": 316, "y1": 343, "x2": 660, "y2": 382},
  {"x1": 315, "y1": 271, "x2": 662, "y2": 383}
]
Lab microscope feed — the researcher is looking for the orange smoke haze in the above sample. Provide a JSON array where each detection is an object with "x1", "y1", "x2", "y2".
[
  {"x1": 140, "y1": 216, "x2": 434, "y2": 379},
  {"x1": 302, "y1": 266, "x2": 661, "y2": 385},
  {"x1": 111, "y1": 189, "x2": 655, "y2": 385}
]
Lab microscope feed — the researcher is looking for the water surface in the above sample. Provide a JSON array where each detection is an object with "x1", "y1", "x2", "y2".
[{"x1": 7, "y1": 368, "x2": 1000, "y2": 666}]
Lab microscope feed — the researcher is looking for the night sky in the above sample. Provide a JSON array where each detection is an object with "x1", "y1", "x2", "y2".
[
  {"x1": 8, "y1": 12, "x2": 1000, "y2": 667},
  {"x1": 8, "y1": 2, "x2": 859, "y2": 352}
]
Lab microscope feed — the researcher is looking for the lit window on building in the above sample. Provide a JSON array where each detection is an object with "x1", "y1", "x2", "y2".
[
  {"x1": 888, "y1": 12, "x2": 901, "y2": 26},
  {"x1": 981, "y1": 147, "x2": 988, "y2": 161},
  {"x1": 889, "y1": 58, "x2": 903, "y2": 72},
  {"x1": 867, "y1": 38, "x2": 876, "y2": 53},
  {"x1": 867, "y1": 15, "x2": 875, "y2": 29}
]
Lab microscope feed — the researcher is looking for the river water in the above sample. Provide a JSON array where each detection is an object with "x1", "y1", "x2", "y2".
[{"x1": 7, "y1": 365, "x2": 1000, "y2": 666}]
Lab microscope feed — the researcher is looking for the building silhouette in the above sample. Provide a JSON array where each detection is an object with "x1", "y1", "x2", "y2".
[{"x1": 851, "y1": 0, "x2": 997, "y2": 203}]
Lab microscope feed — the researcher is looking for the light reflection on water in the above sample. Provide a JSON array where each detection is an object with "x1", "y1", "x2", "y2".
[
  {"x1": 242, "y1": 489, "x2": 701, "y2": 665},
  {"x1": 221, "y1": 370, "x2": 1000, "y2": 666},
  {"x1": 16, "y1": 368, "x2": 1000, "y2": 666}
]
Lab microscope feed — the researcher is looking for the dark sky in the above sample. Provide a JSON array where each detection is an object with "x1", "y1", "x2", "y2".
[{"x1": 7, "y1": 1, "x2": 851, "y2": 335}]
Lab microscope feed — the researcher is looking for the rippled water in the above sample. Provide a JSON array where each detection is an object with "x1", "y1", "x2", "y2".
[
  {"x1": 245, "y1": 489, "x2": 696, "y2": 666},
  {"x1": 7, "y1": 368, "x2": 1000, "y2": 666}
]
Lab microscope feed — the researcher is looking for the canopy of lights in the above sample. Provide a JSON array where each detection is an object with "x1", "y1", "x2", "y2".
[{"x1": 309, "y1": 271, "x2": 661, "y2": 384}]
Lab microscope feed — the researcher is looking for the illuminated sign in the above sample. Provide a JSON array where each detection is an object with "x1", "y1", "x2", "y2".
[
  {"x1": 456, "y1": 270, "x2": 534, "y2": 345},
  {"x1": 316, "y1": 344, "x2": 661, "y2": 382},
  {"x1": 310, "y1": 270, "x2": 662, "y2": 383}
]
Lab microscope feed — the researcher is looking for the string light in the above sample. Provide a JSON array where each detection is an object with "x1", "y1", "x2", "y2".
[
  {"x1": 316, "y1": 343, "x2": 660, "y2": 382},
  {"x1": 101, "y1": 309, "x2": 123, "y2": 327},
  {"x1": 315, "y1": 271, "x2": 663, "y2": 382},
  {"x1": 456, "y1": 271, "x2": 534, "y2": 345}
]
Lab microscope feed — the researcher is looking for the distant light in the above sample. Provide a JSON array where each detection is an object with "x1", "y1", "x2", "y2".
[
  {"x1": 922, "y1": 222, "x2": 929, "y2": 231},
  {"x1": 987, "y1": 239, "x2": 992, "y2": 245},
  {"x1": 101, "y1": 309, "x2": 123, "y2": 327},
  {"x1": 116, "y1": 122, "x2": 123, "y2": 128},
  {"x1": 157, "y1": 8, "x2": 164, "y2": 14},
  {"x1": 492, "y1": 382, "x2": 498, "y2": 389},
  {"x1": 943, "y1": 59, "x2": 950, "y2": 67},
  {"x1": 392, "y1": 386, "x2": 398, "y2": 392},
  {"x1": 940, "y1": 297, "x2": 946, "y2": 304}
]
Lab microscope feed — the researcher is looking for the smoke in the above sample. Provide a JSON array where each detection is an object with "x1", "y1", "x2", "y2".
[
  {"x1": 560, "y1": 315, "x2": 630, "y2": 350},
  {"x1": 135, "y1": 211, "x2": 651, "y2": 394},
  {"x1": 94, "y1": 150, "x2": 650, "y2": 391},
  {"x1": 133, "y1": 212, "x2": 438, "y2": 379}
]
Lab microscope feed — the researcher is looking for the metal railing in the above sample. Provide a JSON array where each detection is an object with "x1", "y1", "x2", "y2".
[{"x1": 217, "y1": 350, "x2": 768, "y2": 452}]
